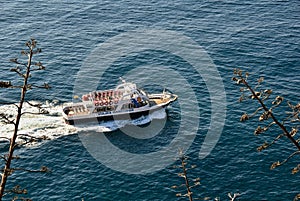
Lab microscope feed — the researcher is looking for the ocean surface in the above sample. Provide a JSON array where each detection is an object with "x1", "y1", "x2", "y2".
[{"x1": 0, "y1": 0, "x2": 299, "y2": 200}]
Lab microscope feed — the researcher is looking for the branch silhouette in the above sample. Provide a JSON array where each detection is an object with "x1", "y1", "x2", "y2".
[
  {"x1": 0, "y1": 38, "x2": 50, "y2": 200},
  {"x1": 232, "y1": 68, "x2": 299, "y2": 200}
]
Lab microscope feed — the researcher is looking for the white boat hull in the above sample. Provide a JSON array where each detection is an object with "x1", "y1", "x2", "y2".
[{"x1": 63, "y1": 94, "x2": 177, "y2": 125}]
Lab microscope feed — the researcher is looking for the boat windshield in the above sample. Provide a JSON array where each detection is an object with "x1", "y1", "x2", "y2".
[{"x1": 115, "y1": 82, "x2": 136, "y2": 96}]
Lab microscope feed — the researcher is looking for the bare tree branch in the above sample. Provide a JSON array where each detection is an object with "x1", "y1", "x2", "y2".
[
  {"x1": 30, "y1": 83, "x2": 51, "y2": 89},
  {"x1": 0, "y1": 137, "x2": 10, "y2": 142},
  {"x1": 0, "y1": 81, "x2": 13, "y2": 88},
  {"x1": 0, "y1": 113, "x2": 15, "y2": 125},
  {"x1": 10, "y1": 166, "x2": 50, "y2": 173},
  {"x1": 0, "y1": 156, "x2": 8, "y2": 163},
  {"x1": 270, "y1": 151, "x2": 300, "y2": 170},
  {"x1": 10, "y1": 67, "x2": 26, "y2": 78},
  {"x1": 10, "y1": 58, "x2": 27, "y2": 68},
  {"x1": 0, "y1": 102, "x2": 19, "y2": 110},
  {"x1": 233, "y1": 69, "x2": 300, "y2": 152},
  {"x1": 0, "y1": 38, "x2": 49, "y2": 199},
  {"x1": 228, "y1": 192, "x2": 241, "y2": 201},
  {"x1": 21, "y1": 110, "x2": 49, "y2": 116},
  {"x1": 257, "y1": 134, "x2": 284, "y2": 151}
]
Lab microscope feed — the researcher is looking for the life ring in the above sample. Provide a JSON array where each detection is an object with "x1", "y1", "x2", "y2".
[
  {"x1": 82, "y1": 95, "x2": 88, "y2": 101},
  {"x1": 115, "y1": 91, "x2": 121, "y2": 98},
  {"x1": 114, "y1": 91, "x2": 118, "y2": 97},
  {"x1": 94, "y1": 101, "x2": 100, "y2": 107},
  {"x1": 114, "y1": 98, "x2": 119, "y2": 104}
]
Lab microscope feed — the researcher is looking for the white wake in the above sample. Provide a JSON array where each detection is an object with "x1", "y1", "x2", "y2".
[{"x1": 0, "y1": 101, "x2": 167, "y2": 144}]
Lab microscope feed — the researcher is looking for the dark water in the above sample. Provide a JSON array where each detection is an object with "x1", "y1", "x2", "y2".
[{"x1": 0, "y1": 0, "x2": 299, "y2": 200}]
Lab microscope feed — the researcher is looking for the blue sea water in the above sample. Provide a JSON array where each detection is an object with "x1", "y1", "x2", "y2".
[{"x1": 0, "y1": 0, "x2": 299, "y2": 200}]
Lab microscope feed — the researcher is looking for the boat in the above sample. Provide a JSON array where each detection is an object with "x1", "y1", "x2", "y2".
[{"x1": 62, "y1": 79, "x2": 178, "y2": 125}]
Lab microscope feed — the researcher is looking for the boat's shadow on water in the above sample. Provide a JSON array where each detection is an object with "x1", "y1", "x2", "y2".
[{"x1": 74, "y1": 107, "x2": 180, "y2": 155}]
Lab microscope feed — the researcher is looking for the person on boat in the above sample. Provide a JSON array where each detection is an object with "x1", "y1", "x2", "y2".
[{"x1": 131, "y1": 95, "x2": 140, "y2": 108}]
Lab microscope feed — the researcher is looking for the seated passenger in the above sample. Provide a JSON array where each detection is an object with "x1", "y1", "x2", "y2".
[{"x1": 131, "y1": 97, "x2": 140, "y2": 108}]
